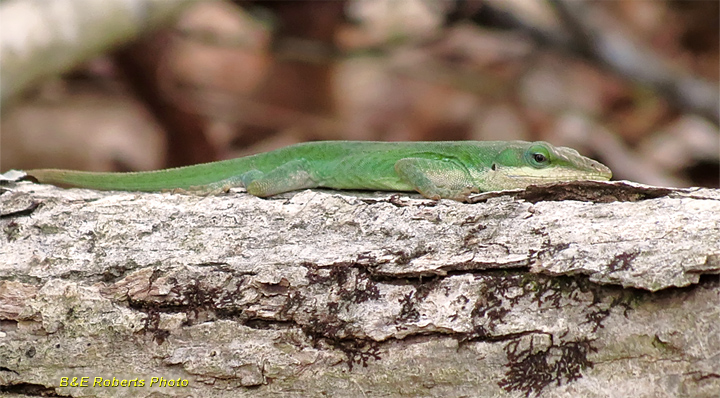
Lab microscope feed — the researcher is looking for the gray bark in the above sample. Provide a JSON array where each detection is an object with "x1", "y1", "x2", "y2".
[{"x1": 0, "y1": 181, "x2": 718, "y2": 397}]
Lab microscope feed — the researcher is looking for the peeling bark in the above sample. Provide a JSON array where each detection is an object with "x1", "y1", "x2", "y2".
[{"x1": 0, "y1": 181, "x2": 718, "y2": 397}]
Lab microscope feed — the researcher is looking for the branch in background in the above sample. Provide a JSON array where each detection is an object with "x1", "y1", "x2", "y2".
[
  {"x1": 0, "y1": 0, "x2": 199, "y2": 108},
  {"x1": 476, "y1": 0, "x2": 719, "y2": 125},
  {"x1": 548, "y1": 0, "x2": 720, "y2": 125}
]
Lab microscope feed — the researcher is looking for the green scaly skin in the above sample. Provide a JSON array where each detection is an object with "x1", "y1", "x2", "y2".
[{"x1": 25, "y1": 141, "x2": 612, "y2": 201}]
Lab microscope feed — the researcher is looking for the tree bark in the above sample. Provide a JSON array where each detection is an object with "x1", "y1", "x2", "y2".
[{"x1": 0, "y1": 181, "x2": 718, "y2": 397}]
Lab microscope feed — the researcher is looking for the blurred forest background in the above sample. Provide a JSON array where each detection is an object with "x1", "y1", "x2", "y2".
[{"x1": 1, "y1": 0, "x2": 718, "y2": 188}]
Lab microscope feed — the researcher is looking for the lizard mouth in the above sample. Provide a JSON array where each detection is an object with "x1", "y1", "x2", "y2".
[
  {"x1": 506, "y1": 172, "x2": 611, "y2": 180},
  {"x1": 504, "y1": 164, "x2": 612, "y2": 182}
]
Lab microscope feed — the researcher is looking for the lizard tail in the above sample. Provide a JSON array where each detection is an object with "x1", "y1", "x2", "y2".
[{"x1": 25, "y1": 168, "x2": 204, "y2": 191}]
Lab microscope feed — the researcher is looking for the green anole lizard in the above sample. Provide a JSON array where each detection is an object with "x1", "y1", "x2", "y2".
[{"x1": 23, "y1": 140, "x2": 611, "y2": 201}]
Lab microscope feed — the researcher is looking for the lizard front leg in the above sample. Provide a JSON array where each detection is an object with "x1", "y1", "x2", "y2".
[{"x1": 394, "y1": 158, "x2": 478, "y2": 201}]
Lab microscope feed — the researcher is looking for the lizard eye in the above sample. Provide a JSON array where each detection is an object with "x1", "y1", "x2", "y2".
[
  {"x1": 532, "y1": 153, "x2": 547, "y2": 163},
  {"x1": 526, "y1": 144, "x2": 552, "y2": 168}
]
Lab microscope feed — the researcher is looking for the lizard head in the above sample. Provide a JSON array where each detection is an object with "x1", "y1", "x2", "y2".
[{"x1": 484, "y1": 141, "x2": 612, "y2": 191}]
